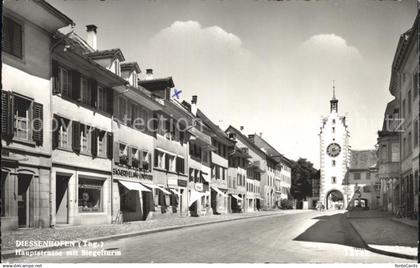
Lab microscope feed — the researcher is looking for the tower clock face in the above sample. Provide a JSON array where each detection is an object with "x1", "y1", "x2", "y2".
[{"x1": 327, "y1": 143, "x2": 341, "y2": 157}]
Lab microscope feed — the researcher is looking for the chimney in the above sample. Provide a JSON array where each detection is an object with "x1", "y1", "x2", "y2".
[
  {"x1": 191, "y1": 95, "x2": 198, "y2": 116},
  {"x1": 145, "y1": 69, "x2": 154, "y2": 80},
  {"x1": 86, "y1": 24, "x2": 98, "y2": 51}
]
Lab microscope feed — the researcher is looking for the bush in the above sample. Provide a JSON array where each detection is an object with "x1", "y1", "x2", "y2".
[{"x1": 280, "y1": 199, "x2": 294, "y2": 210}]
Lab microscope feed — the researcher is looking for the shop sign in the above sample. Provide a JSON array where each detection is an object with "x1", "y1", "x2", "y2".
[
  {"x1": 113, "y1": 167, "x2": 152, "y2": 181},
  {"x1": 195, "y1": 183, "x2": 203, "y2": 191},
  {"x1": 178, "y1": 179, "x2": 188, "y2": 187}
]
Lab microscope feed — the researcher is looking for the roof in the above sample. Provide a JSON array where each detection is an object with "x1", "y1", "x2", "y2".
[
  {"x1": 121, "y1": 62, "x2": 141, "y2": 74},
  {"x1": 349, "y1": 150, "x2": 378, "y2": 170},
  {"x1": 139, "y1": 77, "x2": 175, "y2": 90},
  {"x1": 37, "y1": 0, "x2": 74, "y2": 26},
  {"x1": 196, "y1": 109, "x2": 233, "y2": 145},
  {"x1": 87, "y1": 48, "x2": 125, "y2": 62},
  {"x1": 226, "y1": 125, "x2": 268, "y2": 159}
]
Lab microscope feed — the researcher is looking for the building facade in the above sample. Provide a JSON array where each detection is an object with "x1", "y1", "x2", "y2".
[
  {"x1": 1, "y1": 0, "x2": 73, "y2": 230},
  {"x1": 319, "y1": 89, "x2": 351, "y2": 210}
]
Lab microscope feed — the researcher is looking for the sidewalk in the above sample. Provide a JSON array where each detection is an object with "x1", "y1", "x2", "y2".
[
  {"x1": 346, "y1": 209, "x2": 418, "y2": 260},
  {"x1": 1, "y1": 210, "x2": 306, "y2": 254}
]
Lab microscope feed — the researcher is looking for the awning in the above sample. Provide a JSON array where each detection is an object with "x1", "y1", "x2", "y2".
[
  {"x1": 119, "y1": 181, "x2": 151, "y2": 192},
  {"x1": 169, "y1": 188, "x2": 181, "y2": 196},
  {"x1": 211, "y1": 186, "x2": 227, "y2": 197},
  {"x1": 231, "y1": 194, "x2": 242, "y2": 201},
  {"x1": 140, "y1": 182, "x2": 171, "y2": 195},
  {"x1": 201, "y1": 171, "x2": 210, "y2": 182},
  {"x1": 189, "y1": 190, "x2": 204, "y2": 207},
  {"x1": 256, "y1": 196, "x2": 263, "y2": 200}
]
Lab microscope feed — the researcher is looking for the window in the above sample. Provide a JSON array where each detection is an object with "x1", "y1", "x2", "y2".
[
  {"x1": 167, "y1": 155, "x2": 176, "y2": 172},
  {"x1": 114, "y1": 59, "x2": 120, "y2": 76},
  {"x1": 80, "y1": 77, "x2": 91, "y2": 105},
  {"x1": 408, "y1": 90, "x2": 412, "y2": 115},
  {"x1": 3, "y1": 16, "x2": 22, "y2": 59},
  {"x1": 353, "y1": 173, "x2": 361, "y2": 180},
  {"x1": 97, "y1": 86, "x2": 106, "y2": 111},
  {"x1": 78, "y1": 177, "x2": 104, "y2": 213},
  {"x1": 381, "y1": 144, "x2": 388, "y2": 161},
  {"x1": 59, "y1": 67, "x2": 70, "y2": 97},
  {"x1": 141, "y1": 151, "x2": 152, "y2": 172},
  {"x1": 331, "y1": 177, "x2": 336, "y2": 184},
  {"x1": 403, "y1": 137, "x2": 407, "y2": 158},
  {"x1": 332, "y1": 127, "x2": 335, "y2": 133},
  {"x1": 58, "y1": 117, "x2": 72, "y2": 150},
  {"x1": 131, "y1": 147, "x2": 139, "y2": 168},
  {"x1": 97, "y1": 130, "x2": 107, "y2": 157},
  {"x1": 415, "y1": 120, "x2": 419, "y2": 147},
  {"x1": 332, "y1": 119, "x2": 336, "y2": 124},
  {"x1": 367, "y1": 172, "x2": 371, "y2": 180},
  {"x1": 176, "y1": 157, "x2": 185, "y2": 174},
  {"x1": 119, "y1": 144, "x2": 128, "y2": 166},
  {"x1": 118, "y1": 96, "x2": 126, "y2": 121},
  {"x1": 402, "y1": 99, "x2": 406, "y2": 118},
  {"x1": 80, "y1": 125, "x2": 91, "y2": 154},
  {"x1": 390, "y1": 143, "x2": 399, "y2": 162},
  {"x1": 332, "y1": 160, "x2": 336, "y2": 166},
  {"x1": 154, "y1": 150, "x2": 165, "y2": 169},
  {"x1": 408, "y1": 132, "x2": 412, "y2": 154},
  {"x1": 13, "y1": 96, "x2": 32, "y2": 140}
]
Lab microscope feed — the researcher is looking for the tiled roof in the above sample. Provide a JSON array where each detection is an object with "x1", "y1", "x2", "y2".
[
  {"x1": 349, "y1": 150, "x2": 378, "y2": 170},
  {"x1": 196, "y1": 109, "x2": 232, "y2": 145},
  {"x1": 87, "y1": 48, "x2": 125, "y2": 61},
  {"x1": 121, "y1": 62, "x2": 141, "y2": 73},
  {"x1": 139, "y1": 77, "x2": 174, "y2": 90}
]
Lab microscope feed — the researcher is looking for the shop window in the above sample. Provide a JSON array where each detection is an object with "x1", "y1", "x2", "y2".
[
  {"x1": 131, "y1": 147, "x2": 140, "y2": 168},
  {"x1": 13, "y1": 95, "x2": 32, "y2": 140},
  {"x1": 3, "y1": 16, "x2": 23, "y2": 59},
  {"x1": 78, "y1": 178, "x2": 104, "y2": 213},
  {"x1": 97, "y1": 130, "x2": 107, "y2": 157},
  {"x1": 58, "y1": 117, "x2": 72, "y2": 150},
  {"x1": 80, "y1": 125, "x2": 91, "y2": 154},
  {"x1": 80, "y1": 77, "x2": 91, "y2": 105}
]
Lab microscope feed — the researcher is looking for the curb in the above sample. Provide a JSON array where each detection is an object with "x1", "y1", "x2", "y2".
[
  {"x1": 345, "y1": 216, "x2": 417, "y2": 260},
  {"x1": 391, "y1": 218, "x2": 418, "y2": 229},
  {"x1": 2, "y1": 211, "x2": 304, "y2": 260}
]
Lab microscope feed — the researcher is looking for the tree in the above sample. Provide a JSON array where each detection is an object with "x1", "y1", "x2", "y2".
[{"x1": 291, "y1": 158, "x2": 318, "y2": 201}]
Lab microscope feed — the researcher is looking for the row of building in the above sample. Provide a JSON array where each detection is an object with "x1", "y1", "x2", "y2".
[
  {"x1": 1, "y1": 0, "x2": 292, "y2": 231},
  {"x1": 376, "y1": 11, "x2": 419, "y2": 220}
]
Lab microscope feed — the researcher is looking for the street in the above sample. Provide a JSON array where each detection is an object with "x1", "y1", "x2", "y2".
[{"x1": 7, "y1": 210, "x2": 412, "y2": 263}]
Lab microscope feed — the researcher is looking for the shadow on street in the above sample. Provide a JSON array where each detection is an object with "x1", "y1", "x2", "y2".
[{"x1": 293, "y1": 211, "x2": 366, "y2": 249}]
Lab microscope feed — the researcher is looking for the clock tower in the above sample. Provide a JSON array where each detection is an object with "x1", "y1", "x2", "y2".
[{"x1": 319, "y1": 85, "x2": 350, "y2": 209}]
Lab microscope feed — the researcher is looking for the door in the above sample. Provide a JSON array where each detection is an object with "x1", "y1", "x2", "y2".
[
  {"x1": 142, "y1": 191, "x2": 153, "y2": 220},
  {"x1": 18, "y1": 174, "x2": 32, "y2": 227},
  {"x1": 56, "y1": 175, "x2": 70, "y2": 224}
]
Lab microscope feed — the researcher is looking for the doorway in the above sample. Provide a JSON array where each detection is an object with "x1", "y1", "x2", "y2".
[
  {"x1": 142, "y1": 191, "x2": 154, "y2": 220},
  {"x1": 56, "y1": 175, "x2": 70, "y2": 224},
  {"x1": 18, "y1": 174, "x2": 32, "y2": 227}
]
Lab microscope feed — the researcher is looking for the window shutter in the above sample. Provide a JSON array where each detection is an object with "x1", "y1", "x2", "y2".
[
  {"x1": 127, "y1": 146, "x2": 132, "y2": 167},
  {"x1": 165, "y1": 154, "x2": 169, "y2": 171},
  {"x1": 71, "y1": 70, "x2": 81, "y2": 101},
  {"x1": 1, "y1": 91, "x2": 14, "y2": 139},
  {"x1": 154, "y1": 149, "x2": 158, "y2": 167},
  {"x1": 52, "y1": 115, "x2": 59, "y2": 149},
  {"x1": 139, "y1": 150, "x2": 144, "y2": 170},
  {"x1": 148, "y1": 153, "x2": 152, "y2": 171},
  {"x1": 52, "y1": 60, "x2": 60, "y2": 94},
  {"x1": 91, "y1": 128, "x2": 98, "y2": 158},
  {"x1": 12, "y1": 20, "x2": 22, "y2": 58},
  {"x1": 114, "y1": 142, "x2": 120, "y2": 164},
  {"x1": 90, "y1": 79, "x2": 97, "y2": 108},
  {"x1": 72, "y1": 121, "x2": 81, "y2": 153},
  {"x1": 32, "y1": 102, "x2": 43, "y2": 145},
  {"x1": 106, "y1": 132, "x2": 113, "y2": 160},
  {"x1": 106, "y1": 88, "x2": 113, "y2": 114}
]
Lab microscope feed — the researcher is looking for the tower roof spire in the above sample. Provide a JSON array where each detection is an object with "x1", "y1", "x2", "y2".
[
  {"x1": 332, "y1": 80, "x2": 337, "y2": 101},
  {"x1": 330, "y1": 80, "x2": 338, "y2": 112}
]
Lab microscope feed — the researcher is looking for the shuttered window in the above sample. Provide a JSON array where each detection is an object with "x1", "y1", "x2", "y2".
[{"x1": 3, "y1": 16, "x2": 22, "y2": 59}]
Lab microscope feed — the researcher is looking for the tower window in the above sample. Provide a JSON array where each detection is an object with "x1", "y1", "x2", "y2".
[
  {"x1": 332, "y1": 160, "x2": 336, "y2": 166},
  {"x1": 332, "y1": 119, "x2": 336, "y2": 124},
  {"x1": 332, "y1": 127, "x2": 335, "y2": 133},
  {"x1": 331, "y1": 177, "x2": 336, "y2": 184}
]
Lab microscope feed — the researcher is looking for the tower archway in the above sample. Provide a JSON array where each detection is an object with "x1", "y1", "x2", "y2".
[{"x1": 326, "y1": 189, "x2": 344, "y2": 210}]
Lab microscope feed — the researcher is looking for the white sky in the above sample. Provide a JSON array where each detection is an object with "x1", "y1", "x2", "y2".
[{"x1": 48, "y1": 0, "x2": 417, "y2": 168}]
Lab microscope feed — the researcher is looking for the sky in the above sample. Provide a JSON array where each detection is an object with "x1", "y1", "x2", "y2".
[{"x1": 47, "y1": 0, "x2": 417, "y2": 168}]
